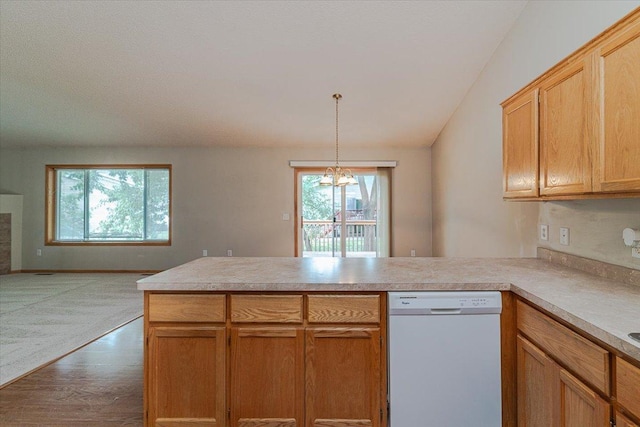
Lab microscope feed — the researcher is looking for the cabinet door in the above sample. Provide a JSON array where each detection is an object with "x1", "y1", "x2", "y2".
[
  {"x1": 502, "y1": 89, "x2": 539, "y2": 198},
  {"x1": 148, "y1": 326, "x2": 226, "y2": 427},
  {"x1": 617, "y1": 412, "x2": 639, "y2": 427},
  {"x1": 517, "y1": 336, "x2": 555, "y2": 427},
  {"x1": 539, "y1": 58, "x2": 592, "y2": 195},
  {"x1": 592, "y1": 19, "x2": 640, "y2": 193},
  {"x1": 305, "y1": 327, "x2": 381, "y2": 427},
  {"x1": 558, "y1": 369, "x2": 610, "y2": 427},
  {"x1": 230, "y1": 327, "x2": 304, "y2": 427}
]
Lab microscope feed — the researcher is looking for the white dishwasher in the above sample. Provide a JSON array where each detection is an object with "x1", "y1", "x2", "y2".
[{"x1": 388, "y1": 291, "x2": 502, "y2": 426}]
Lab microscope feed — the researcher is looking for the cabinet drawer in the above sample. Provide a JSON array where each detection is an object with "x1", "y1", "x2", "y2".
[
  {"x1": 517, "y1": 300, "x2": 610, "y2": 394},
  {"x1": 308, "y1": 294, "x2": 380, "y2": 324},
  {"x1": 148, "y1": 294, "x2": 225, "y2": 323},
  {"x1": 617, "y1": 357, "x2": 640, "y2": 418},
  {"x1": 230, "y1": 295, "x2": 303, "y2": 323}
]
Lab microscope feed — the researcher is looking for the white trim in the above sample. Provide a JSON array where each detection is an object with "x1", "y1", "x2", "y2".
[{"x1": 289, "y1": 160, "x2": 397, "y2": 168}]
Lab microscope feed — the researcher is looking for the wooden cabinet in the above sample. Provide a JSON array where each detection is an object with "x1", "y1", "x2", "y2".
[
  {"x1": 502, "y1": 89, "x2": 539, "y2": 198},
  {"x1": 592, "y1": 17, "x2": 640, "y2": 193},
  {"x1": 502, "y1": 8, "x2": 640, "y2": 199},
  {"x1": 230, "y1": 327, "x2": 304, "y2": 427},
  {"x1": 516, "y1": 335, "x2": 610, "y2": 427},
  {"x1": 145, "y1": 292, "x2": 386, "y2": 427},
  {"x1": 617, "y1": 411, "x2": 640, "y2": 427},
  {"x1": 617, "y1": 356, "x2": 640, "y2": 425},
  {"x1": 539, "y1": 57, "x2": 592, "y2": 196},
  {"x1": 558, "y1": 368, "x2": 609, "y2": 427},
  {"x1": 148, "y1": 326, "x2": 226, "y2": 427},
  {"x1": 516, "y1": 335, "x2": 554, "y2": 426},
  {"x1": 516, "y1": 300, "x2": 613, "y2": 427},
  {"x1": 146, "y1": 293, "x2": 227, "y2": 427},
  {"x1": 306, "y1": 327, "x2": 381, "y2": 427}
]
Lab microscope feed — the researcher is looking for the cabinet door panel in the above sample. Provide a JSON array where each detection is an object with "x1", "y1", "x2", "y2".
[
  {"x1": 593, "y1": 20, "x2": 640, "y2": 192},
  {"x1": 306, "y1": 328, "x2": 381, "y2": 427},
  {"x1": 540, "y1": 59, "x2": 592, "y2": 195},
  {"x1": 230, "y1": 327, "x2": 304, "y2": 427},
  {"x1": 617, "y1": 357, "x2": 640, "y2": 418},
  {"x1": 502, "y1": 89, "x2": 539, "y2": 198},
  {"x1": 517, "y1": 336, "x2": 555, "y2": 427},
  {"x1": 616, "y1": 411, "x2": 639, "y2": 427},
  {"x1": 149, "y1": 327, "x2": 226, "y2": 427},
  {"x1": 559, "y1": 369, "x2": 610, "y2": 427}
]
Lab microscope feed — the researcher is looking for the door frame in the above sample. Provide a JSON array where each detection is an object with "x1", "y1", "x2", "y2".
[{"x1": 294, "y1": 167, "x2": 377, "y2": 257}]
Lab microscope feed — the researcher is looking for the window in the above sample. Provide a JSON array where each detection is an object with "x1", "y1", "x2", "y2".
[{"x1": 46, "y1": 165, "x2": 171, "y2": 245}]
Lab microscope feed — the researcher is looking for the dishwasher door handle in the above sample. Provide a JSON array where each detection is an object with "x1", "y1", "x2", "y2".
[{"x1": 430, "y1": 308, "x2": 462, "y2": 314}]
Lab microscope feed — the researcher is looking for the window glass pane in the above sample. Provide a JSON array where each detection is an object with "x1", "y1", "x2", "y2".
[
  {"x1": 57, "y1": 170, "x2": 85, "y2": 240},
  {"x1": 146, "y1": 169, "x2": 170, "y2": 240},
  {"x1": 50, "y1": 165, "x2": 170, "y2": 243},
  {"x1": 88, "y1": 169, "x2": 144, "y2": 240}
]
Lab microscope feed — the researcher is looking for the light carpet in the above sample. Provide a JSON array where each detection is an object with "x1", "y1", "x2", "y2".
[{"x1": 0, "y1": 273, "x2": 144, "y2": 386}]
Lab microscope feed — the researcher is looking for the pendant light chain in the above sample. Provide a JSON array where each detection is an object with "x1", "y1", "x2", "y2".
[
  {"x1": 335, "y1": 93, "x2": 341, "y2": 168},
  {"x1": 319, "y1": 93, "x2": 355, "y2": 187}
]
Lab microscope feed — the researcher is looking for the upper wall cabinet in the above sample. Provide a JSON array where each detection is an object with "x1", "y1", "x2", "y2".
[
  {"x1": 539, "y1": 56, "x2": 592, "y2": 196},
  {"x1": 503, "y1": 89, "x2": 539, "y2": 198},
  {"x1": 502, "y1": 8, "x2": 640, "y2": 200},
  {"x1": 592, "y1": 18, "x2": 640, "y2": 193}
]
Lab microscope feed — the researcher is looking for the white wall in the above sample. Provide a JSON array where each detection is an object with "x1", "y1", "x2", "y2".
[
  {"x1": 0, "y1": 194, "x2": 23, "y2": 271},
  {"x1": 432, "y1": 1, "x2": 640, "y2": 269},
  {"x1": 0, "y1": 145, "x2": 431, "y2": 271}
]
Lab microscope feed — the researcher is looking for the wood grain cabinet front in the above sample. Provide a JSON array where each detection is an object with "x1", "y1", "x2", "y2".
[
  {"x1": 502, "y1": 89, "x2": 539, "y2": 198},
  {"x1": 538, "y1": 56, "x2": 592, "y2": 196},
  {"x1": 616, "y1": 357, "x2": 640, "y2": 422},
  {"x1": 592, "y1": 17, "x2": 640, "y2": 193},
  {"x1": 516, "y1": 335, "x2": 610, "y2": 427},
  {"x1": 617, "y1": 411, "x2": 640, "y2": 427},
  {"x1": 502, "y1": 8, "x2": 640, "y2": 200},
  {"x1": 305, "y1": 327, "x2": 382, "y2": 427},
  {"x1": 229, "y1": 327, "x2": 304, "y2": 427},
  {"x1": 145, "y1": 292, "x2": 387, "y2": 427},
  {"x1": 147, "y1": 326, "x2": 226, "y2": 427}
]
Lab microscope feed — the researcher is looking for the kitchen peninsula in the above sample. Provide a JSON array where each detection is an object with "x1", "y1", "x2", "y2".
[{"x1": 138, "y1": 253, "x2": 640, "y2": 427}]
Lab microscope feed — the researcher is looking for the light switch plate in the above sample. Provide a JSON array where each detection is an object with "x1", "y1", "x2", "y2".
[{"x1": 559, "y1": 227, "x2": 570, "y2": 246}]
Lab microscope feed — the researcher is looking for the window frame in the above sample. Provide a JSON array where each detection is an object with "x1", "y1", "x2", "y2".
[{"x1": 45, "y1": 164, "x2": 172, "y2": 246}]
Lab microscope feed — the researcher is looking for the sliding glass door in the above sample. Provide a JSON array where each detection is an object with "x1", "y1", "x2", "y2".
[{"x1": 297, "y1": 169, "x2": 390, "y2": 257}]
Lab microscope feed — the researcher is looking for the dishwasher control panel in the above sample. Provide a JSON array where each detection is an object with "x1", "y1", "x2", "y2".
[{"x1": 388, "y1": 291, "x2": 502, "y2": 315}]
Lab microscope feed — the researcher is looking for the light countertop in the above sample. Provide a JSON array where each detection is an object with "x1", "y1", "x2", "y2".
[{"x1": 138, "y1": 256, "x2": 640, "y2": 361}]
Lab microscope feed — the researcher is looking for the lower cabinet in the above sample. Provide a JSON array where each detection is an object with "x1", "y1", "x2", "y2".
[
  {"x1": 617, "y1": 412, "x2": 639, "y2": 427},
  {"x1": 148, "y1": 326, "x2": 227, "y2": 427},
  {"x1": 516, "y1": 335, "x2": 610, "y2": 427},
  {"x1": 305, "y1": 327, "x2": 381, "y2": 427},
  {"x1": 230, "y1": 327, "x2": 305, "y2": 427},
  {"x1": 145, "y1": 292, "x2": 386, "y2": 427}
]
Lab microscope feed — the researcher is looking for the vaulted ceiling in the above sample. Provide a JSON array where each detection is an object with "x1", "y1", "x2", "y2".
[{"x1": 0, "y1": 1, "x2": 527, "y2": 149}]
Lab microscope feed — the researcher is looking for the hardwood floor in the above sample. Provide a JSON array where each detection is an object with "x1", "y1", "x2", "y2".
[{"x1": 0, "y1": 317, "x2": 143, "y2": 426}]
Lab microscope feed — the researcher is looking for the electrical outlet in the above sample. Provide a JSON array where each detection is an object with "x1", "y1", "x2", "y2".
[
  {"x1": 227, "y1": 249, "x2": 233, "y2": 257},
  {"x1": 410, "y1": 249, "x2": 416, "y2": 257},
  {"x1": 202, "y1": 249, "x2": 208, "y2": 257},
  {"x1": 540, "y1": 224, "x2": 549, "y2": 241},
  {"x1": 559, "y1": 227, "x2": 570, "y2": 246},
  {"x1": 632, "y1": 247, "x2": 640, "y2": 259},
  {"x1": 36, "y1": 249, "x2": 42, "y2": 256}
]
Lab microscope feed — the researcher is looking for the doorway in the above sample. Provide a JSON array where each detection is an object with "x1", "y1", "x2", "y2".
[{"x1": 295, "y1": 168, "x2": 390, "y2": 257}]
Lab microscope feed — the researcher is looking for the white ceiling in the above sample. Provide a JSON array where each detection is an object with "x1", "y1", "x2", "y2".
[{"x1": 0, "y1": 1, "x2": 527, "y2": 149}]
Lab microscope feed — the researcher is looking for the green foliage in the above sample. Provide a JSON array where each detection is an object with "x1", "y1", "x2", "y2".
[
  {"x1": 302, "y1": 175, "x2": 333, "y2": 220},
  {"x1": 56, "y1": 168, "x2": 169, "y2": 241}
]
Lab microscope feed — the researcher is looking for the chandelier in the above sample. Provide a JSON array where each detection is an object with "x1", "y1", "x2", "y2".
[{"x1": 319, "y1": 93, "x2": 357, "y2": 186}]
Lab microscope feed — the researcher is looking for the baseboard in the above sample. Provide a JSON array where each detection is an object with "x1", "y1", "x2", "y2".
[{"x1": 19, "y1": 269, "x2": 162, "y2": 274}]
